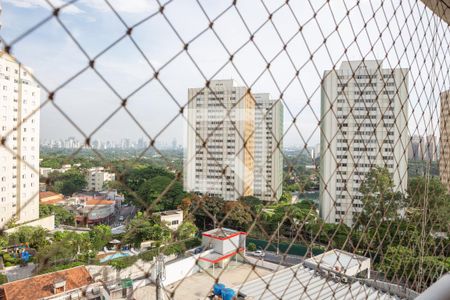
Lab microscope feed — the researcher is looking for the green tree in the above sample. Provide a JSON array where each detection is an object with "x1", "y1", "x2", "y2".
[
  {"x1": 176, "y1": 221, "x2": 198, "y2": 240},
  {"x1": 89, "y1": 225, "x2": 112, "y2": 250},
  {"x1": 40, "y1": 204, "x2": 76, "y2": 226},
  {"x1": 137, "y1": 176, "x2": 184, "y2": 210},
  {"x1": 247, "y1": 242, "x2": 257, "y2": 251},
  {"x1": 190, "y1": 195, "x2": 225, "y2": 229},
  {"x1": 239, "y1": 196, "x2": 263, "y2": 213},
  {"x1": 407, "y1": 177, "x2": 450, "y2": 231},
  {"x1": 122, "y1": 217, "x2": 171, "y2": 248},
  {"x1": 356, "y1": 167, "x2": 403, "y2": 227},
  {"x1": 7, "y1": 226, "x2": 49, "y2": 251},
  {"x1": 224, "y1": 202, "x2": 253, "y2": 229},
  {"x1": 48, "y1": 169, "x2": 87, "y2": 196}
]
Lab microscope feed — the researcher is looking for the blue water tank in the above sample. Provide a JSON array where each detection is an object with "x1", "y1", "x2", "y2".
[
  {"x1": 213, "y1": 283, "x2": 225, "y2": 296},
  {"x1": 222, "y1": 288, "x2": 236, "y2": 300}
]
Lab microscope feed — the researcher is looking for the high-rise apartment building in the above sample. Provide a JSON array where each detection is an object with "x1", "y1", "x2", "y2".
[
  {"x1": 0, "y1": 51, "x2": 40, "y2": 228},
  {"x1": 440, "y1": 91, "x2": 450, "y2": 192},
  {"x1": 184, "y1": 80, "x2": 255, "y2": 200},
  {"x1": 320, "y1": 60, "x2": 409, "y2": 226},
  {"x1": 408, "y1": 135, "x2": 423, "y2": 160},
  {"x1": 253, "y1": 93, "x2": 283, "y2": 201},
  {"x1": 423, "y1": 135, "x2": 438, "y2": 161}
]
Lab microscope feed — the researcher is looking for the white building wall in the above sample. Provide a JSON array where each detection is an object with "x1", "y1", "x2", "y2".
[
  {"x1": 86, "y1": 167, "x2": 115, "y2": 192},
  {"x1": 253, "y1": 94, "x2": 283, "y2": 202},
  {"x1": 184, "y1": 80, "x2": 255, "y2": 201},
  {"x1": 320, "y1": 60, "x2": 409, "y2": 226},
  {"x1": 0, "y1": 51, "x2": 40, "y2": 228}
]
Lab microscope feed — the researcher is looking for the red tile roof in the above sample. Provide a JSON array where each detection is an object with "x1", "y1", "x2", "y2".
[
  {"x1": 39, "y1": 192, "x2": 64, "y2": 204},
  {"x1": 0, "y1": 266, "x2": 93, "y2": 300},
  {"x1": 85, "y1": 199, "x2": 115, "y2": 206}
]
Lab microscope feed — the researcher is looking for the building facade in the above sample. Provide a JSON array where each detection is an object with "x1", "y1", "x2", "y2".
[
  {"x1": 86, "y1": 167, "x2": 115, "y2": 192},
  {"x1": 253, "y1": 93, "x2": 283, "y2": 201},
  {"x1": 440, "y1": 91, "x2": 450, "y2": 192},
  {"x1": 0, "y1": 51, "x2": 40, "y2": 228},
  {"x1": 320, "y1": 60, "x2": 409, "y2": 226},
  {"x1": 184, "y1": 80, "x2": 255, "y2": 201}
]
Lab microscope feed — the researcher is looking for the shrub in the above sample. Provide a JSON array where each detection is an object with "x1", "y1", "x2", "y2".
[
  {"x1": 138, "y1": 248, "x2": 159, "y2": 262},
  {"x1": 247, "y1": 242, "x2": 257, "y2": 251},
  {"x1": 2, "y1": 253, "x2": 20, "y2": 266},
  {"x1": 38, "y1": 262, "x2": 83, "y2": 274},
  {"x1": 0, "y1": 274, "x2": 7, "y2": 284},
  {"x1": 184, "y1": 237, "x2": 201, "y2": 249},
  {"x1": 108, "y1": 256, "x2": 138, "y2": 270}
]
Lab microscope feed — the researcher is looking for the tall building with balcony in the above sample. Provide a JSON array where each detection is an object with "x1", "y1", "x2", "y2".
[
  {"x1": 319, "y1": 60, "x2": 409, "y2": 226},
  {"x1": 0, "y1": 51, "x2": 40, "y2": 228},
  {"x1": 184, "y1": 80, "x2": 255, "y2": 201},
  {"x1": 253, "y1": 93, "x2": 283, "y2": 201},
  {"x1": 439, "y1": 91, "x2": 450, "y2": 192}
]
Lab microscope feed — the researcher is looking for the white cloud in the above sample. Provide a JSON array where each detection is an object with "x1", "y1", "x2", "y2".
[
  {"x1": 79, "y1": 0, "x2": 157, "y2": 14},
  {"x1": 4, "y1": 0, "x2": 84, "y2": 14},
  {"x1": 4, "y1": 0, "x2": 157, "y2": 15}
]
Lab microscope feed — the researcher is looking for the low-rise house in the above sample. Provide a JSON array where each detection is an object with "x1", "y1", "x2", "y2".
[
  {"x1": 0, "y1": 266, "x2": 103, "y2": 300},
  {"x1": 39, "y1": 165, "x2": 73, "y2": 178},
  {"x1": 153, "y1": 210, "x2": 183, "y2": 230},
  {"x1": 73, "y1": 198, "x2": 116, "y2": 225}
]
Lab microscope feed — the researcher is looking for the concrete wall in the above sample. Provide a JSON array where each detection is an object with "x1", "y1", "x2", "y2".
[
  {"x1": 4, "y1": 215, "x2": 55, "y2": 233},
  {"x1": 87, "y1": 259, "x2": 154, "y2": 283},
  {"x1": 221, "y1": 235, "x2": 241, "y2": 254},
  {"x1": 161, "y1": 255, "x2": 199, "y2": 286}
]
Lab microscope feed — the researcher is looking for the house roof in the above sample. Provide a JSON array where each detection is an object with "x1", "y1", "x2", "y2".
[
  {"x1": 85, "y1": 199, "x2": 115, "y2": 206},
  {"x1": 0, "y1": 266, "x2": 93, "y2": 300},
  {"x1": 39, "y1": 192, "x2": 65, "y2": 204},
  {"x1": 237, "y1": 264, "x2": 415, "y2": 299}
]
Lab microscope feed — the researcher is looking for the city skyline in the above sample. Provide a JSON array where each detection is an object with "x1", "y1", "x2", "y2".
[{"x1": 2, "y1": 0, "x2": 442, "y2": 149}]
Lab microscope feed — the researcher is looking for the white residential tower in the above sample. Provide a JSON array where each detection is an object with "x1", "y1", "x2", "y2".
[
  {"x1": 319, "y1": 60, "x2": 409, "y2": 226},
  {"x1": 184, "y1": 80, "x2": 255, "y2": 200},
  {"x1": 253, "y1": 93, "x2": 283, "y2": 201},
  {"x1": 0, "y1": 51, "x2": 40, "y2": 228}
]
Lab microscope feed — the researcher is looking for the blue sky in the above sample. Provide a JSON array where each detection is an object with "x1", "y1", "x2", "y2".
[{"x1": 1, "y1": 0, "x2": 445, "y2": 148}]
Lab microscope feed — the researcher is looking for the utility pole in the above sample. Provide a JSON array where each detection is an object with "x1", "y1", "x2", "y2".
[
  {"x1": 277, "y1": 222, "x2": 280, "y2": 255},
  {"x1": 155, "y1": 254, "x2": 166, "y2": 300}
]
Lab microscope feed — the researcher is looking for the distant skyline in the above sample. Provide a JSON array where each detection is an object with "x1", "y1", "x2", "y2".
[{"x1": 2, "y1": 0, "x2": 444, "y2": 148}]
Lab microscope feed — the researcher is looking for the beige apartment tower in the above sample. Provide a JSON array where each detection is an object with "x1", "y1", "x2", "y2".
[
  {"x1": 0, "y1": 51, "x2": 40, "y2": 228},
  {"x1": 440, "y1": 91, "x2": 450, "y2": 192},
  {"x1": 320, "y1": 60, "x2": 409, "y2": 226},
  {"x1": 253, "y1": 93, "x2": 283, "y2": 201},
  {"x1": 184, "y1": 80, "x2": 255, "y2": 200}
]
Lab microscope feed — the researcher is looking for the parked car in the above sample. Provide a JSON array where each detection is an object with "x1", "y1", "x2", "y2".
[{"x1": 253, "y1": 250, "x2": 265, "y2": 257}]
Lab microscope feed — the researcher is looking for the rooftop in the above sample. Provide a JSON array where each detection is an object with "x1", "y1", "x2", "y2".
[
  {"x1": 39, "y1": 192, "x2": 64, "y2": 204},
  {"x1": 238, "y1": 264, "x2": 414, "y2": 299},
  {"x1": 202, "y1": 227, "x2": 245, "y2": 239},
  {"x1": 158, "y1": 209, "x2": 183, "y2": 216},
  {"x1": 85, "y1": 199, "x2": 115, "y2": 206},
  {"x1": 304, "y1": 249, "x2": 370, "y2": 274},
  {"x1": 0, "y1": 266, "x2": 93, "y2": 300},
  {"x1": 164, "y1": 261, "x2": 272, "y2": 299}
]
